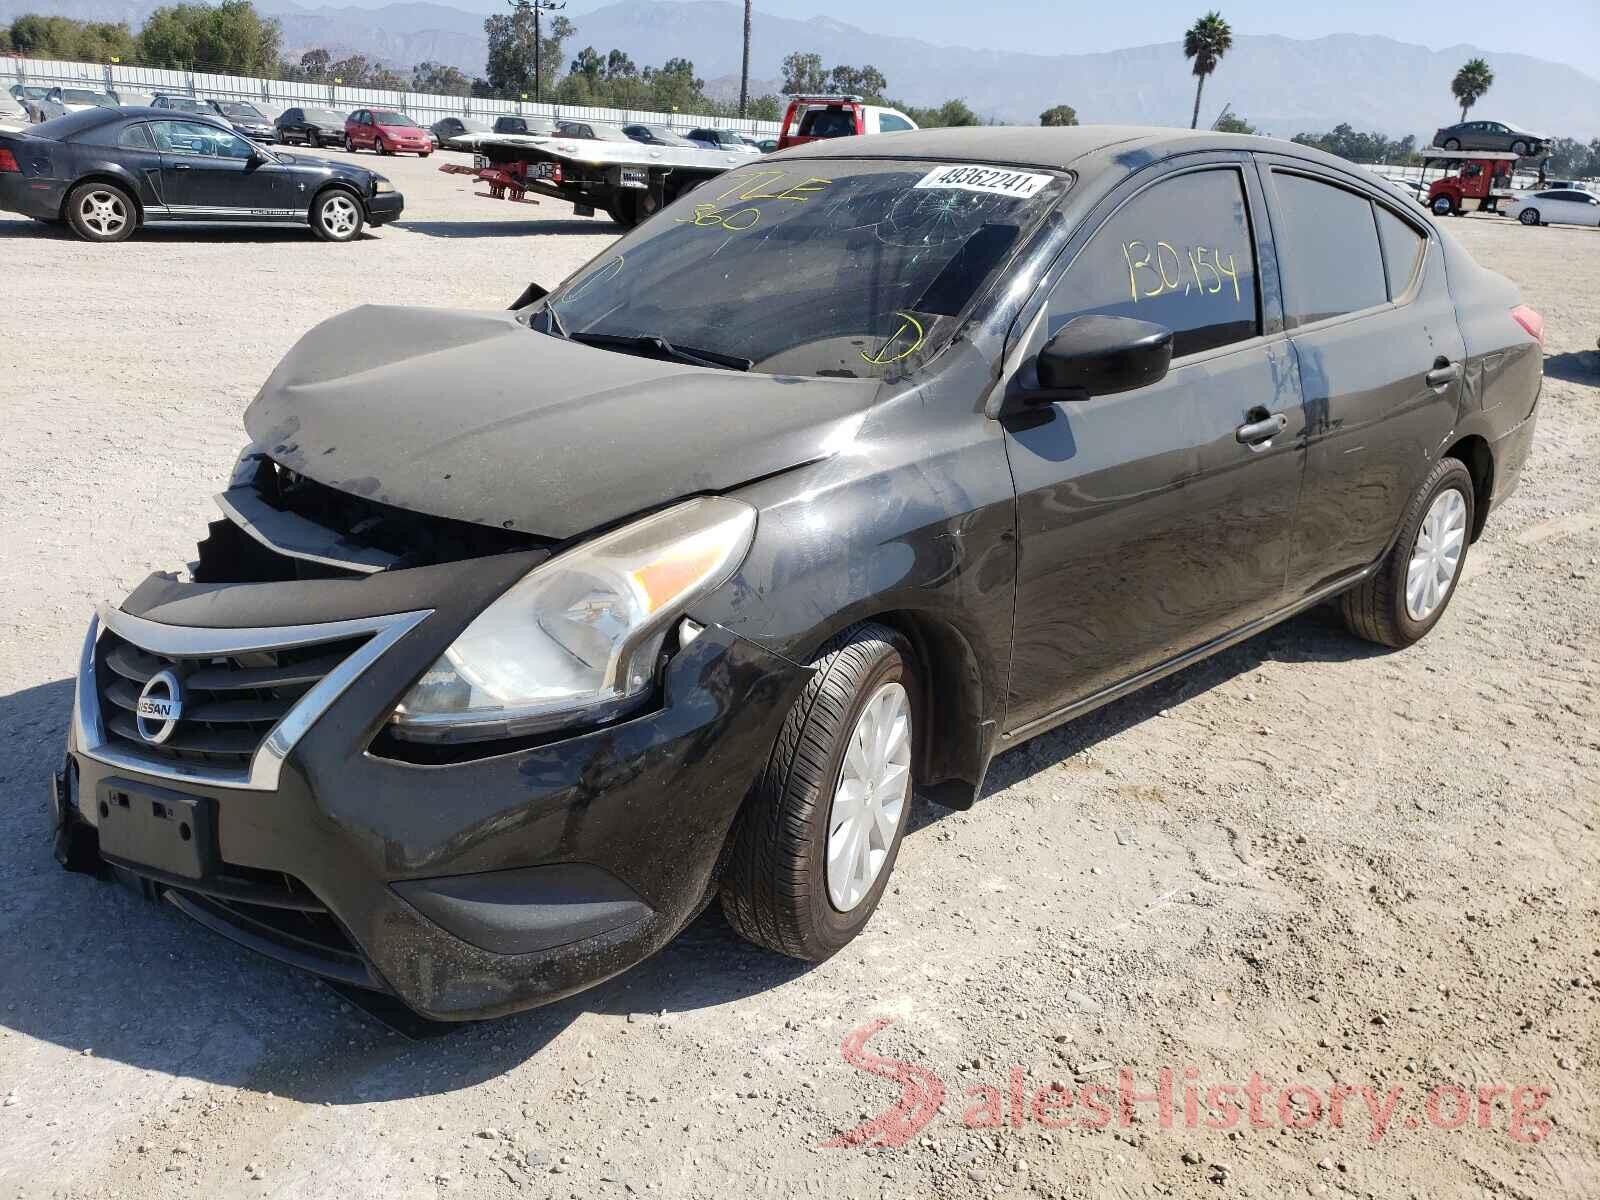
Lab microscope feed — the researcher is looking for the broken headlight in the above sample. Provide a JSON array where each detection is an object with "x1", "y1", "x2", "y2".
[{"x1": 389, "y1": 497, "x2": 755, "y2": 743}]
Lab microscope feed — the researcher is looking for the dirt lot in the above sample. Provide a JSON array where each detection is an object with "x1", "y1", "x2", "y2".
[{"x1": 0, "y1": 150, "x2": 1596, "y2": 1200}]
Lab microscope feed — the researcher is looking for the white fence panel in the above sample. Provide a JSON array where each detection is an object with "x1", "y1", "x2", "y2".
[{"x1": 5, "y1": 54, "x2": 782, "y2": 134}]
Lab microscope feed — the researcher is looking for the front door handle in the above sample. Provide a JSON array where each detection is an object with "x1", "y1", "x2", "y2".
[
  {"x1": 172, "y1": 163, "x2": 191, "y2": 171},
  {"x1": 1426, "y1": 359, "x2": 1461, "y2": 387},
  {"x1": 1236, "y1": 411, "x2": 1288, "y2": 445}
]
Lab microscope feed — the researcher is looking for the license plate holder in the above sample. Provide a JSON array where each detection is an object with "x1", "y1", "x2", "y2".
[{"x1": 96, "y1": 781, "x2": 215, "y2": 880}]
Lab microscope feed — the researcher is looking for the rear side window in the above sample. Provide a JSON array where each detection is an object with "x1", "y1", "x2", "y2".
[
  {"x1": 1271, "y1": 172, "x2": 1387, "y2": 326},
  {"x1": 118, "y1": 123, "x2": 153, "y2": 150},
  {"x1": 878, "y1": 113, "x2": 914, "y2": 132},
  {"x1": 1046, "y1": 166, "x2": 1261, "y2": 359},
  {"x1": 1374, "y1": 205, "x2": 1425, "y2": 299}
]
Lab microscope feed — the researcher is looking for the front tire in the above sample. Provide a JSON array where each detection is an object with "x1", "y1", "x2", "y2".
[
  {"x1": 344, "y1": 134, "x2": 356, "y2": 153},
  {"x1": 1510, "y1": 140, "x2": 1528, "y2": 157},
  {"x1": 65, "y1": 181, "x2": 137, "y2": 243},
  {"x1": 310, "y1": 188, "x2": 365, "y2": 242},
  {"x1": 1431, "y1": 195, "x2": 1454, "y2": 217},
  {"x1": 1340, "y1": 458, "x2": 1475, "y2": 649},
  {"x1": 1519, "y1": 207, "x2": 1540, "y2": 226},
  {"x1": 720, "y1": 623, "x2": 916, "y2": 961},
  {"x1": 1442, "y1": 137, "x2": 1460, "y2": 150},
  {"x1": 376, "y1": 137, "x2": 391, "y2": 156}
]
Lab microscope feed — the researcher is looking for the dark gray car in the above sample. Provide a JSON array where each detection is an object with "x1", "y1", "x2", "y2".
[
  {"x1": 52, "y1": 126, "x2": 1543, "y2": 1021},
  {"x1": 1432, "y1": 120, "x2": 1545, "y2": 157}
]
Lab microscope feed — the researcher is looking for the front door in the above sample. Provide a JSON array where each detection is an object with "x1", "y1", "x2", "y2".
[
  {"x1": 1256, "y1": 162, "x2": 1465, "y2": 595},
  {"x1": 999, "y1": 157, "x2": 1305, "y2": 735},
  {"x1": 152, "y1": 120, "x2": 282, "y2": 219}
]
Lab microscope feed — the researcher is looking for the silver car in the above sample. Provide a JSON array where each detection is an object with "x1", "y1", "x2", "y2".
[
  {"x1": 1432, "y1": 120, "x2": 1545, "y2": 158},
  {"x1": 30, "y1": 87, "x2": 119, "y2": 123}
]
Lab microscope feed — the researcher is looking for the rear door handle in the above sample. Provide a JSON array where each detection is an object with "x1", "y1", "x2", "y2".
[
  {"x1": 1236, "y1": 412, "x2": 1288, "y2": 445},
  {"x1": 1426, "y1": 360, "x2": 1461, "y2": 387}
]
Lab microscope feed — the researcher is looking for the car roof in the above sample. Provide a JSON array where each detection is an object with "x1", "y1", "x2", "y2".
[{"x1": 769, "y1": 124, "x2": 1379, "y2": 177}]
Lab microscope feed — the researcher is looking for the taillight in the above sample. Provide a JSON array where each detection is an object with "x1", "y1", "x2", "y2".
[
  {"x1": 1510, "y1": 303, "x2": 1544, "y2": 348},
  {"x1": 0, "y1": 148, "x2": 19, "y2": 173}
]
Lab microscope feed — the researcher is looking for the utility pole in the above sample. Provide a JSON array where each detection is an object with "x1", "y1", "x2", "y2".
[{"x1": 528, "y1": 0, "x2": 566, "y2": 103}]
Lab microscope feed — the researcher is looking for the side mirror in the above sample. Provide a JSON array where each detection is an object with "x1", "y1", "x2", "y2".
[
  {"x1": 247, "y1": 149, "x2": 267, "y2": 167},
  {"x1": 508, "y1": 281, "x2": 549, "y2": 311},
  {"x1": 1035, "y1": 314, "x2": 1173, "y2": 401}
]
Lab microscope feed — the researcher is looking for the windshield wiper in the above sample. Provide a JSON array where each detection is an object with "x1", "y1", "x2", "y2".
[
  {"x1": 568, "y1": 331, "x2": 753, "y2": 372},
  {"x1": 541, "y1": 301, "x2": 568, "y2": 340}
]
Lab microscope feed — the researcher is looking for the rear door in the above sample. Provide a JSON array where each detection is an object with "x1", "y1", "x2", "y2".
[
  {"x1": 1258, "y1": 159, "x2": 1464, "y2": 596},
  {"x1": 999, "y1": 154, "x2": 1306, "y2": 732}
]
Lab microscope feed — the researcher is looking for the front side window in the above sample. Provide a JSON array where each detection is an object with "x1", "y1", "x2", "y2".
[
  {"x1": 548, "y1": 158, "x2": 1069, "y2": 378},
  {"x1": 1045, "y1": 167, "x2": 1260, "y2": 358},
  {"x1": 1271, "y1": 171, "x2": 1388, "y2": 326},
  {"x1": 152, "y1": 120, "x2": 254, "y2": 160}
]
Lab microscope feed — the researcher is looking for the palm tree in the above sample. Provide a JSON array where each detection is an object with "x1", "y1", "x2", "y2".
[
  {"x1": 739, "y1": 0, "x2": 752, "y2": 117},
  {"x1": 1183, "y1": 11, "x2": 1233, "y2": 130},
  {"x1": 1451, "y1": 58, "x2": 1494, "y2": 123}
]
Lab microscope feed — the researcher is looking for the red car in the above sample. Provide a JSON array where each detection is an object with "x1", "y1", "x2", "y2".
[{"x1": 344, "y1": 108, "x2": 433, "y2": 157}]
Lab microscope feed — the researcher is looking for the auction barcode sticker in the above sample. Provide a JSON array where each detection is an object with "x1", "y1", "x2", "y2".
[{"x1": 913, "y1": 164, "x2": 1054, "y2": 198}]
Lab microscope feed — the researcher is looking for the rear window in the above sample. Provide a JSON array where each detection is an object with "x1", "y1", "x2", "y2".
[
  {"x1": 797, "y1": 106, "x2": 858, "y2": 138},
  {"x1": 1271, "y1": 171, "x2": 1388, "y2": 326},
  {"x1": 1374, "y1": 206, "x2": 1426, "y2": 298},
  {"x1": 64, "y1": 90, "x2": 114, "y2": 106},
  {"x1": 304, "y1": 110, "x2": 344, "y2": 125},
  {"x1": 216, "y1": 102, "x2": 265, "y2": 119}
]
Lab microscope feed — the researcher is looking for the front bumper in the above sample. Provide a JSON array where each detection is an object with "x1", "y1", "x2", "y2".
[
  {"x1": 60, "y1": 569, "x2": 809, "y2": 1020},
  {"x1": 365, "y1": 191, "x2": 404, "y2": 224}
]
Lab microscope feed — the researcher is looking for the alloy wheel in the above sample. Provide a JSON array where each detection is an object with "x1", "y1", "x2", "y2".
[
  {"x1": 320, "y1": 195, "x2": 360, "y2": 239},
  {"x1": 1406, "y1": 488, "x2": 1467, "y2": 621},
  {"x1": 826, "y1": 681, "x2": 911, "y2": 911},
  {"x1": 78, "y1": 189, "x2": 127, "y2": 238}
]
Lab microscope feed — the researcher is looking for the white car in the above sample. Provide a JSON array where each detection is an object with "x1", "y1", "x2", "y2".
[
  {"x1": 30, "y1": 87, "x2": 120, "y2": 123},
  {"x1": 0, "y1": 91, "x2": 28, "y2": 132},
  {"x1": 1504, "y1": 188, "x2": 1600, "y2": 228}
]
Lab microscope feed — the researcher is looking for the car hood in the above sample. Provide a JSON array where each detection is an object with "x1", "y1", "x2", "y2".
[
  {"x1": 243, "y1": 305, "x2": 880, "y2": 539},
  {"x1": 378, "y1": 125, "x2": 427, "y2": 136},
  {"x1": 273, "y1": 150, "x2": 364, "y2": 173}
]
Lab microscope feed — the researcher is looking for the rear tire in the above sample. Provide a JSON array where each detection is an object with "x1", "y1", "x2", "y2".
[
  {"x1": 1519, "y1": 207, "x2": 1540, "y2": 226},
  {"x1": 65, "y1": 181, "x2": 137, "y2": 243},
  {"x1": 720, "y1": 622, "x2": 917, "y2": 962},
  {"x1": 1340, "y1": 458, "x2": 1475, "y2": 649},
  {"x1": 310, "y1": 188, "x2": 365, "y2": 243}
]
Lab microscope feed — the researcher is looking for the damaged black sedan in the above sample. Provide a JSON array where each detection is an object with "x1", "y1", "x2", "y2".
[{"x1": 54, "y1": 127, "x2": 1543, "y2": 1020}]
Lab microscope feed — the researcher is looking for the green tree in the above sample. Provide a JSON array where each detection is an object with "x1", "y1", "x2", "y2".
[
  {"x1": 0, "y1": 26, "x2": 10, "y2": 52},
  {"x1": 643, "y1": 56, "x2": 704, "y2": 111},
  {"x1": 747, "y1": 93, "x2": 781, "y2": 120},
  {"x1": 1451, "y1": 57, "x2": 1494, "y2": 123},
  {"x1": 605, "y1": 48, "x2": 636, "y2": 79},
  {"x1": 9, "y1": 14, "x2": 135, "y2": 60},
  {"x1": 1039, "y1": 104, "x2": 1078, "y2": 126},
  {"x1": 568, "y1": 45, "x2": 604, "y2": 85},
  {"x1": 781, "y1": 50, "x2": 825, "y2": 94},
  {"x1": 414, "y1": 60, "x2": 471, "y2": 95},
  {"x1": 1182, "y1": 10, "x2": 1232, "y2": 130},
  {"x1": 826, "y1": 64, "x2": 887, "y2": 99},
  {"x1": 1212, "y1": 111, "x2": 1257, "y2": 134},
  {"x1": 484, "y1": 1, "x2": 538, "y2": 98},
  {"x1": 137, "y1": 2, "x2": 279, "y2": 75}
]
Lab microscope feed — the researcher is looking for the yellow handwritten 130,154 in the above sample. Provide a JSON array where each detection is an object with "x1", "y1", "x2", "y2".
[{"x1": 1120, "y1": 240, "x2": 1241, "y2": 305}]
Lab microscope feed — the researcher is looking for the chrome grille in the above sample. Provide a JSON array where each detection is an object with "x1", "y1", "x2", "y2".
[{"x1": 95, "y1": 629, "x2": 368, "y2": 771}]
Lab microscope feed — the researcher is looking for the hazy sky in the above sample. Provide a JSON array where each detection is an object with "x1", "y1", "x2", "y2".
[{"x1": 526, "y1": 0, "x2": 1595, "y2": 77}]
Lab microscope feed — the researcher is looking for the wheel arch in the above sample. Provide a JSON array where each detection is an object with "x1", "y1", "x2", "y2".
[
  {"x1": 1443, "y1": 433, "x2": 1494, "y2": 541},
  {"x1": 311, "y1": 179, "x2": 370, "y2": 221},
  {"x1": 60, "y1": 172, "x2": 145, "y2": 223}
]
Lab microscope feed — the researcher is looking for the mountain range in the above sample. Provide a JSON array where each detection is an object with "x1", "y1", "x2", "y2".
[{"x1": 5, "y1": 0, "x2": 1598, "y2": 137}]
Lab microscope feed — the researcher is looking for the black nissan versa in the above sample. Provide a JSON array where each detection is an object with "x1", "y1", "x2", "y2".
[{"x1": 52, "y1": 127, "x2": 1543, "y2": 1021}]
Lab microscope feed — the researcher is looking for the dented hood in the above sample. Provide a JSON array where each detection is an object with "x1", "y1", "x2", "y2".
[{"x1": 244, "y1": 305, "x2": 879, "y2": 539}]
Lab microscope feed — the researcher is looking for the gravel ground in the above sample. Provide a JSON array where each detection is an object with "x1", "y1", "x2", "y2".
[{"x1": 1, "y1": 151, "x2": 1597, "y2": 1200}]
